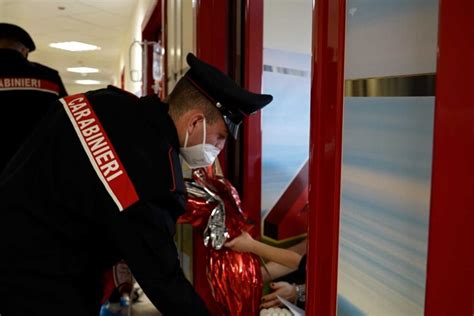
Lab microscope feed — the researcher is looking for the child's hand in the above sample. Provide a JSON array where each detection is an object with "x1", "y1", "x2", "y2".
[
  {"x1": 224, "y1": 230, "x2": 255, "y2": 252},
  {"x1": 260, "y1": 282, "x2": 296, "y2": 309}
]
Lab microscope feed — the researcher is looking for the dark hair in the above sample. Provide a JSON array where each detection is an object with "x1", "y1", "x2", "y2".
[
  {"x1": 165, "y1": 77, "x2": 221, "y2": 124},
  {"x1": 0, "y1": 38, "x2": 26, "y2": 51}
]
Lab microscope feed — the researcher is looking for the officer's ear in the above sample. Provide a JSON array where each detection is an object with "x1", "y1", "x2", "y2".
[
  {"x1": 186, "y1": 111, "x2": 205, "y2": 136},
  {"x1": 19, "y1": 46, "x2": 29, "y2": 58}
]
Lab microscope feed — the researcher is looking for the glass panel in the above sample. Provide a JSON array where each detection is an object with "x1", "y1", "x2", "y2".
[
  {"x1": 261, "y1": 0, "x2": 312, "y2": 242},
  {"x1": 339, "y1": 97, "x2": 435, "y2": 315},
  {"x1": 338, "y1": 1, "x2": 439, "y2": 315},
  {"x1": 261, "y1": 49, "x2": 310, "y2": 216}
]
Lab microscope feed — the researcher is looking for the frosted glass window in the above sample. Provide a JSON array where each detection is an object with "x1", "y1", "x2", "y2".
[{"x1": 338, "y1": 0, "x2": 439, "y2": 314}]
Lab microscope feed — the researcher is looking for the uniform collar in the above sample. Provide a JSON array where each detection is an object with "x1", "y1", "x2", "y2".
[
  {"x1": 138, "y1": 95, "x2": 180, "y2": 152},
  {"x1": 103, "y1": 86, "x2": 181, "y2": 152},
  {"x1": 0, "y1": 48, "x2": 27, "y2": 62}
]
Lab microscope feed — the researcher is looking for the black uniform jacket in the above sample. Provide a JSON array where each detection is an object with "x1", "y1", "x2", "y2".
[
  {"x1": 0, "y1": 48, "x2": 67, "y2": 171},
  {"x1": 0, "y1": 86, "x2": 210, "y2": 316}
]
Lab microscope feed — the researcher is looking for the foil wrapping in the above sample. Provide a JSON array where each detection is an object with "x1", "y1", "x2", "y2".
[{"x1": 179, "y1": 169, "x2": 262, "y2": 316}]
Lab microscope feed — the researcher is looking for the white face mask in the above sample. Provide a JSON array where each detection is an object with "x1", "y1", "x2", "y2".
[{"x1": 180, "y1": 118, "x2": 221, "y2": 169}]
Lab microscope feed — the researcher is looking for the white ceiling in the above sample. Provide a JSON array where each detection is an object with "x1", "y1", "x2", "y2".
[{"x1": 0, "y1": 0, "x2": 137, "y2": 94}]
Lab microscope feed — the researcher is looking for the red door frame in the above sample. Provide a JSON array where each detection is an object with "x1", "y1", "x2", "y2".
[
  {"x1": 195, "y1": 0, "x2": 230, "y2": 177},
  {"x1": 241, "y1": 0, "x2": 264, "y2": 237},
  {"x1": 195, "y1": 0, "x2": 229, "y2": 71},
  {"x1": 306, "y1": 0, "x2": 346, "y2": 314},
  {"x1": 424, "y1": 0, "x2": 474, "y2": 314},
  {"x1": 193, "y1": 1, "x2": 230, "y2": 313}
]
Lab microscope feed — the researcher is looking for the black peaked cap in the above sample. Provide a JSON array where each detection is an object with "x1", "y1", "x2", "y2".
[
  {"x1": 0, "y1": 23, "x2": 35, "y2": 52},
  {"x1": 185, "y1": 53, "x2": 272, "y2": 139}
]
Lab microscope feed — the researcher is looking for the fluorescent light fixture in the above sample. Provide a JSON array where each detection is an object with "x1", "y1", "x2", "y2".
[
  {"x1": 49, "y1": 41, "x2": 100, "y2": 52},
  {"x1": 67, "y1": 67, "x2": 99, "y2": 74},
  {"x1": 75, "y1": 79, "x2": 101, "y2": 85}
]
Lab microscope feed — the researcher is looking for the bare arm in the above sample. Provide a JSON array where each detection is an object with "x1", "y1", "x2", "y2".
[
  {"x1": 287, "y1": 238, "x2": 307, "y2": 255},
  {"x1": 224, "y1": 231, "x2": 302, "y2": 269},
  {"x1": 260, "y1": 238, "x2": 307, "y2": 282},
  {"x1": 261, "y1": 261, "x2": 296, "y2": 282}
]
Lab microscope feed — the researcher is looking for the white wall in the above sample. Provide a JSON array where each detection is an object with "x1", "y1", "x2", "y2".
[{"x1": 114, "y1": 0, "x2": 194, "y2": 96}]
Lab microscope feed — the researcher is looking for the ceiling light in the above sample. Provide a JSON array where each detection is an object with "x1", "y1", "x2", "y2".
[
  {"x1": 75, "y1": 79, "x2": 101, "y2": 85},
  {"x1": 49, "y1": 41, "x2": 101, "y2": 52},
  {"x1": 67, "y1": 67, "x2": 99, "y2": 74}
]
